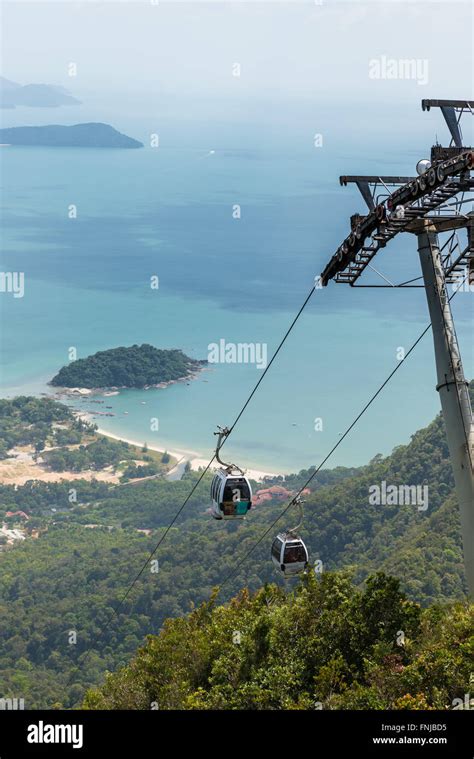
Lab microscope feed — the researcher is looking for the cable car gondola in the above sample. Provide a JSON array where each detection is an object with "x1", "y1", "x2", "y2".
[
  {"x1": 271, "y1": 497, "x2": 309, "y2": 575},
  {"x1": 210, "y1": 426, "x2": 253, "y2": 520},
  {"x1": 271, "y1": 533, "x2": 309, "y2": 575},
  {"x1": 210, "y1": 468, "x2": 252, "y2": 520}
]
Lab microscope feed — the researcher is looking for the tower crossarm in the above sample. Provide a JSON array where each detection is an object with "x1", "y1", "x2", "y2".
[
  {"x1": 320, "y1": 150, "x2": 474, "y2": 287},
  {"x1": 422, "y1": 99, "x2": 473, "y2": 148}
]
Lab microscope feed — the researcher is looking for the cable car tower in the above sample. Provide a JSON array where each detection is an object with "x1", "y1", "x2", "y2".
[{"x1": 321, "y1": 99, "x2": 474, "y2": 599}]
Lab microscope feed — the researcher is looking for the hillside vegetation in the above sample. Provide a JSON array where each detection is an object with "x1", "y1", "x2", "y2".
[
  {"x1": 0, "y1": 387, "x2": 470, "y2": 706},
  {"x1": 84, "y1": 572, "x2": 473, "y2": 710},
  {"x1": 0, "y1": 396, "x2": 169, "y2": 481},
  {"x1": 0, "y1": 396, "x2": 76, "y2": 458}
]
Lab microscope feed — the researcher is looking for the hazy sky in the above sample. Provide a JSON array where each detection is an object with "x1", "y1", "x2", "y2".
[{"x1": 2, "y1": 1, "x2": 472, "y2": 103}]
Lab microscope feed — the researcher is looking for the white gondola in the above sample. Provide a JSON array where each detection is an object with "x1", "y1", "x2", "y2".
[
  {"x1": 210, "y1": 425, "x2": 253, "y2": 520},
  {"x1": 271, "y1": 496, "x2": 309, "y2": 575},
  {"x1": 271, "y1": 533, "x2": 309, "y2": 575},
  {"x1": 210, "y1": 468, "x2": 252, "y2": 520}
]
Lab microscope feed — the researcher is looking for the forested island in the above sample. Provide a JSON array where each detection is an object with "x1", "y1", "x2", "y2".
[
  {"x1": 50, "y1": 344, "x2": 205, "y2": 389},
  {"x1": 0, "y1": 123, "x2": 143, "y2": 148}
]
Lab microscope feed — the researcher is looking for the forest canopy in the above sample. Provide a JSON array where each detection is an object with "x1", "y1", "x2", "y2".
[
  {"x1": 0, "y1": 387, "x2": 471, "y2": 707},
  {"x1": 84, "y1": 572, "x2": 473, "y2": 711},
  {"x1": 50, "y1": 344, "x2": 204, "y2": 388},
  {"x1": 0, "y1": 396, "x2": 83, "y2": 458}
]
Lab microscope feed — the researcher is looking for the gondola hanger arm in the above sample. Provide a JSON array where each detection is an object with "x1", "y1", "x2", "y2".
[
  {"x1": 288, "y1": 496, "x2": 304, "y2": 535},
  {"x1": 214, "y1": 425, "x2": 244, "y2": 473}
]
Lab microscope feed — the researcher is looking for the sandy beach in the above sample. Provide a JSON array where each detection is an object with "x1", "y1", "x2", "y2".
[{"x1": 94, "y1": 427, "x2": 280, "y2": 481}]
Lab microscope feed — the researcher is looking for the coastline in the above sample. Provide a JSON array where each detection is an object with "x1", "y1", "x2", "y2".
[
  {"x1": 0, "y1": 377, "x2": 284, "y2": 482},
  {"x1": 49, "y1": 365, "x2": 208, "y2": 399},
  {"x1": 93, "y1": 425, "x2": 280, "y2": 482}
]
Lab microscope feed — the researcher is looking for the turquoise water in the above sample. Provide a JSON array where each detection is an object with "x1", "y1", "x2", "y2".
[{"x1": 1, "y1": 118, "x2": 472, "y2": 472}]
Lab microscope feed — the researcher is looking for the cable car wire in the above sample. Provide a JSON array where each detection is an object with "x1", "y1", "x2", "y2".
[
  {"x1": 224, "y1": 284, "x2": 316, "y2": 438},
  {"x1": 61, "y1": 283, "x2": 316, "y2": 692},
  {"x1": 102, "y1": 284, "x2": 316, "y2": 614},
  {"x1": 216, "y1": 274, "x2": 467, "y2": 593},
  {"x1": 61, "y1": 273, "x2": 467, "y2": 696},
  {"x1": 62, "y1": 455, "x2": 217, "y2": 690},
  {"x1": 217, "y1": 323, "x2": 433, "y2": 592}
]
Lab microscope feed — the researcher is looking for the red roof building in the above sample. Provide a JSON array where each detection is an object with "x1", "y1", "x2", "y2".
[
  {"x1": 5, "y1": 510, "x2": 29, "y2": 521},
  {"x1": 253, "y1": 485, "x2": 291, "y2": 506}
]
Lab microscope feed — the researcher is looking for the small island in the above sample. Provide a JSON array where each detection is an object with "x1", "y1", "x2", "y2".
[
  {"x1": 0, "y1": 122, "x2": 143, "y2": 148},
  {"x1": 50, "y1": 344, "x2": 205, "y2": 390}
]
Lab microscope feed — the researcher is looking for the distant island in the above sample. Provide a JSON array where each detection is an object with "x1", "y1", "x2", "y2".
[
  {"x1": 50, "y1": 344, "x2": 205, "y2": 390},
  {"x1": 0, "y1": 123, "x2": 143, "y2": 148},
  {"x1": 0, "y1": 77, "x2": 81, "y2": 109}
]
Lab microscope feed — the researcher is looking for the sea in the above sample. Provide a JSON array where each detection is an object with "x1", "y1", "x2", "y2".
[{"x1": 1, "y1": 94, "x2": 472, "y2": 473}]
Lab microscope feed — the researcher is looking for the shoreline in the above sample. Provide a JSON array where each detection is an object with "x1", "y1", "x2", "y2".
[
  {"x1": 49, "y1": 367, "x2": 208, "y2": 399},
  {"x1": 92, "y1": 424, "x2": 281, "y2": 482},
  {"x1": 0, "y1": 381, "x2": 285, "y2": 482}
]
